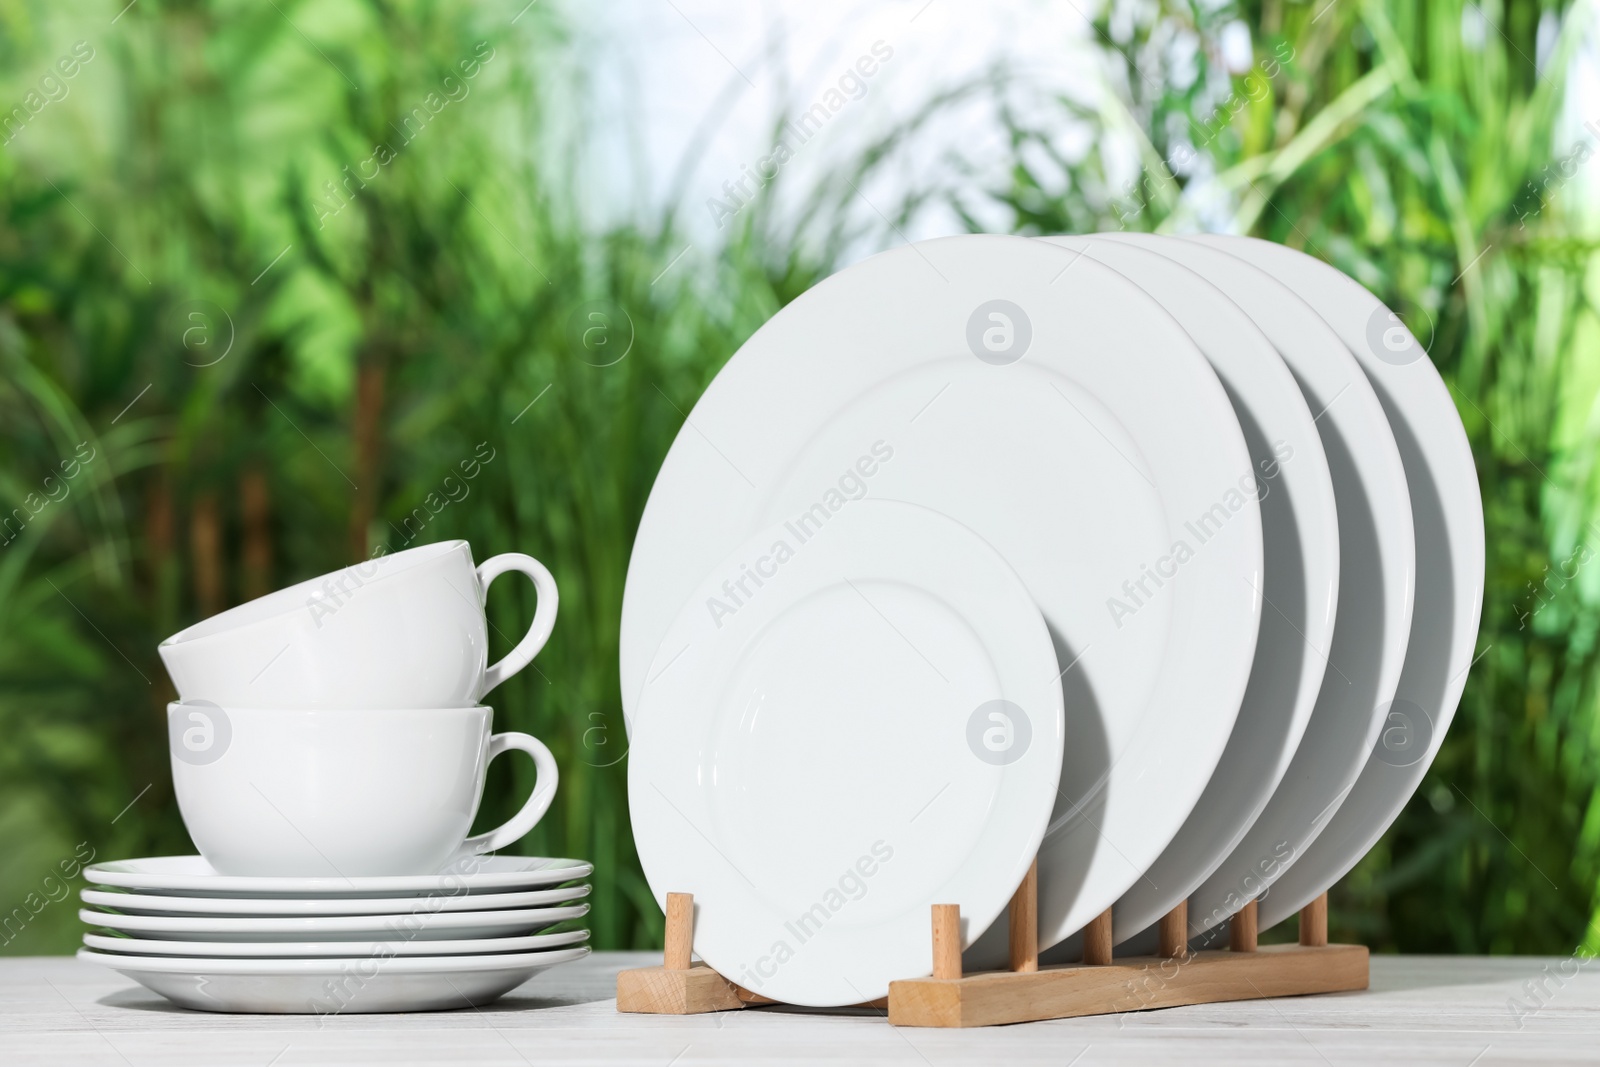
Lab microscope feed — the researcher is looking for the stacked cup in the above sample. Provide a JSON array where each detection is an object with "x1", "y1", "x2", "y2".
[{"x1": 76, "y1": 540, "x2": 593, "y2": 1014}]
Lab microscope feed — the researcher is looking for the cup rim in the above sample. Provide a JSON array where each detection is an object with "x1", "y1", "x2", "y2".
[
  {"x1": 159, "y1": 540, "x2": 471, "y2": 650},
  {"x1": 166, "y1": 701, "x2": 491, "y2": 715}
]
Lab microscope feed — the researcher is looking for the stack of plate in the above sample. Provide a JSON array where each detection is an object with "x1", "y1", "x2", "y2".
[
  {"x1": 77, "y1": 856, "x2": 593, "y2": 1013},
  {"x1": 621, "y1": 233, "x2": 1483, "y2": 1006}
]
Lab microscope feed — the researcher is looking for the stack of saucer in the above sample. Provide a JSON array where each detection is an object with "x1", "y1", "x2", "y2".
[
  {"x1": 77, "y1": 856, "x2": 593, "y2": 1013},
  {"x1": 78, "y1": 540, "x2": 593, "y2": 1013}
]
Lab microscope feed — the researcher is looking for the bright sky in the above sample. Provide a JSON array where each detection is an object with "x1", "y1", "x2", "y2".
[{"x1": 563, "y1": 0, "x2": 1106, "y2": 246}]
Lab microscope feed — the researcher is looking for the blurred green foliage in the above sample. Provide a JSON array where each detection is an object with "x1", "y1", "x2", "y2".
[{"x1": 2, "y1": 0, "x2": 1597, "y2": 958}]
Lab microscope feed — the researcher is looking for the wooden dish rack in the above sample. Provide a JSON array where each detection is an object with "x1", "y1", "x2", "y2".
[{"x1": 616, "y1": 861, "x2": 1368, "y2": 1027}]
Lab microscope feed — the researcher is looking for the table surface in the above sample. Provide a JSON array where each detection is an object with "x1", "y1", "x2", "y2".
[{"x1": 5, "y1": 951, "x2": 1597, "y2": 1065}]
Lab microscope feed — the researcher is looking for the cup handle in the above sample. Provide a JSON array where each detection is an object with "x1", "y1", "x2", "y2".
[
  {"x1": 456, "y1": 732, "x2": 559, "y2": 859},
  {"x1": 476, "y1": 553, "x2": 559, "y2": 699}
]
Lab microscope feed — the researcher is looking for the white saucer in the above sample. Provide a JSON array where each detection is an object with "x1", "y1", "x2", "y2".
[
  {"x1": 623, "y1": 235, "x2": 1262, "y2": 967},
  {"x1": 83, "y1": 855, "x2": 591, "y2": 898},
  {"x1": 630, "y1": 500, "x2": 1065, "y2": 1006},
  {"x1": 82, "y1": 927, "x2": 591, "y2": 958},
  {"x1": 1102, "y1": 234, "x2": 1415, "y2": 938},
  {"x1": 82, "y1": 903, "x2": 589, "y2": 942},
  {"x1": 1040, "y1": 235, "x2": 1340, "y2": 943},
  {"x1": 77, "y1": 945, "x2": 590, "y2": 1013},
  {"x1": 1196, "y1": 236, "x2": 1484, "y2": 929},
  {"x1": 80, "y1": 883, "x2": 590, "y2": 917}
]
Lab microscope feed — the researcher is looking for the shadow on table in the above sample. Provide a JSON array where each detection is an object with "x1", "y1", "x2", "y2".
[
  {"x1": 97, "y1": 988, "x2": 193, "y2": 1014},
  {"x1": 96, "y1": 986, "x2": 584, "y2": 1016}
]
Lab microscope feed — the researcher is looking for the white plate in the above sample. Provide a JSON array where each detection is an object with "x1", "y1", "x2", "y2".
[
  {"x1": 82, "y1": 927, "x2": 591, "y2": 958},
  {"x1": 83, "y1": 855, "x2": 591, "y2": 898},
  {"x1": 620, "y1": 235, "x2": 1263, "y2": 970},
  {"x1": 1196, "y1": 235, "x2": 1484, "y2": 929},
  {"x1": 1101, "y1": 234, "x2": 1416, "y2": 939},
  {"x1": 80, "y1": 883, "x2": 590, "y2": 917},
  {"x1": 630, "y1": 500, "x2": 1065, "y2": 1006},
  {"x1": 77, "y1": 945, "x2": 590, "y2": 1013},
  {"x1": 1040, "y1": 235, "x2": 1340, "y2": 944},
  {"x1": 81, "y1": 904, "x2": 588, "y2": 942}
]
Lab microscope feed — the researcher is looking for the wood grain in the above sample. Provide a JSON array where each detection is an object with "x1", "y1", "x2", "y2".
[
  {"x1": 25, "y1": 952, "x2": 1597, "y2": 1066},
  {"x1": 1157, "y1": 900, "x2": 1188, "y2": 959},
  {"x1": 932, "y1": 904, "x2": 962, "y2": 980},
  {"x1": 887, "y1": 944, "x2": 1369, "y2": 1028},
  {"x1": 1299, "y1": 893, "x2": 1328, "y2": 948},
  {"x1": 616, "y1": 964, "x2": 747, "y2": 1014},
  {"x1": 1008, "y1": 860, "x2": 1039, "y2": 973},
  {"x1": 1082, "y1": 907, "x2": 1114, "y2": 966},
  {"x1": 664, "y1": 893, "x2": 693, "y2": 970},
  {"x1": 1230, "y1": 899, "x2": 1258, "y2": 953}
]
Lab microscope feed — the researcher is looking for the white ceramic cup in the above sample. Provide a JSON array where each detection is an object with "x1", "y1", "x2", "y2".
[
  {"x1": 158, "y1": 540, "x2": 557, "y2": 709},
  {"x1": 169, "y1": 703, "x2": 558, "y2": 877}
]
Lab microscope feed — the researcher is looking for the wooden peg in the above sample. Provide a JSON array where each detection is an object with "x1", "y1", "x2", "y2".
[
  {"x1": 1082, "y1": 907, "x2": 1113, "y2": 965},
  {"x1": 664, "y1": 892, "x2": 694, "y2": 970},
  {"x1": 1230, "y1": 898, "x2": 1258, "y2": 953},
  {"x1": 1008, "y1": 860, "x2": 1039, "y2": 973},
  {"x1": 932, "y1": 904, "x2": 962, "y2": 979},
  {"x1": 1299, "y1": 892, "x2": 1328, "y2": 947},
  {"x1": 1157, "y1": 899, "x2": 1188, "y2": 959}
]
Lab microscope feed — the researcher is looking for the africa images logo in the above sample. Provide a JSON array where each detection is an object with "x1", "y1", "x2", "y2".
[
  {"x1": 170, "y1": 701, "x2": 232, "y2": 766},
  {"x1": 966, "y1": 300, "x2": 1032, "y2": 365}
]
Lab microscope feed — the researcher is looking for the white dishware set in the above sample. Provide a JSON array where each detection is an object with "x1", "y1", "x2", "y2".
[
  {"x1": 621, "y1": 233, "x2": 1483, "y2": 1007},
  {"x1": 79, "y1": 541, "x2": 593, "y2": 1013}
]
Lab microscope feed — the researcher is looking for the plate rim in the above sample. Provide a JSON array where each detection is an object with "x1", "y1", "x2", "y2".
[
  {"x1": 1037, "y1": 233, "x2": 1341, "y2": 943},
  {"x1": 80, "y1": 903, "x2": 590, "y2": 936},
  {"x1": 76, "y1": 944, "x2": 592, "y2": 976},
  {"x1": 1196, "y1": 234, "x2": 1484, "y2": 928},
  {"x1": 1098, "y1": 232, "x2": 1415, "y2": 937},
  {"x1": 82, "y1": 855, "x2": 593, "y2": 896},
  {"x1": 78, "y1": 883, "x2": 591, "y2": 916},
  {"x1": 80, "y1": 927, "x2": 591, "y2": 958}
]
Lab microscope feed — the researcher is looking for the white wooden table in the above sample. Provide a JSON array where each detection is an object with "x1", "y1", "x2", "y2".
[{"x1": 4, "y1": 951, "x2": 1596, "y2": 1065}]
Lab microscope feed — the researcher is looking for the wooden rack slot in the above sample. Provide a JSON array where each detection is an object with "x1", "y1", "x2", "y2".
[{"x1": 616, "y1": 879, "x2": 1364, "y2": 1027}]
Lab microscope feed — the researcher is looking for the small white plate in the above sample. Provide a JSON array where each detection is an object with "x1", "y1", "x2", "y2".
[
  {"x1": 80, "y1": 883, "x2": 590, "y2": 917},
  {"x1": 82, "y1": 855, "x2": 591, "y2": 898},
  {"x1": 631, "y1": 500, "x2": 1065, "y2": 1006},
  {"x1": 82, "y1": 927, "x2": 590, "y2": 958},
  {"x1": 1040, "y1": 235, "x2": 1340, "y2": 944},
  {"x1": 1101, "y1": 234, "x2": 1415, "y2": 939},
  {"x1": 77, "y1": 945, "x2": 590, "y2": 1013},
  {"x1": 81, "y1": 904, "x2": 588, "y2": 942},
  {"x1": 1196, "y1": 236, "x2": 1484, "y2": 930}
]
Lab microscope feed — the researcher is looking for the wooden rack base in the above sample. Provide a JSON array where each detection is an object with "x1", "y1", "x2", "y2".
[{"x1": 617, "y1": 875, "x2": 1368, "y2": 1028}]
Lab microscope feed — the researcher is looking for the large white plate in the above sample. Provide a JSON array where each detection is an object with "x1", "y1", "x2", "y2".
[
  {"x1": 82, "y1": 855, "x2": 591, "y2": 898},
  {"x1": 79, "y1": 883, "x2": 590, "y2": 917},
  {"x1": 1039, "y1": 235, "x2": 1340, "y2": 944},
  {"x1": 77, "y1": 945, "x2": 590, "y2": 1013},
  {"x1": 620, "y1": 235, "x2": 1263, "y2": 970},
  {"x1": 82, "y1": 927, "x2": 590, "y2": 958},
  {"x1": 1196, "y1": 236, "x2": 1485, "y2": 929},
  {"x1": 630, "y1": 500, "x2": 1065, "y2": 1006},
  {"x1": 81, "y1": 904, "x2": 588, "y2": 942},
  {"x1": 1101, "y1": 234, "x2": 1415, "y2": 939}
]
